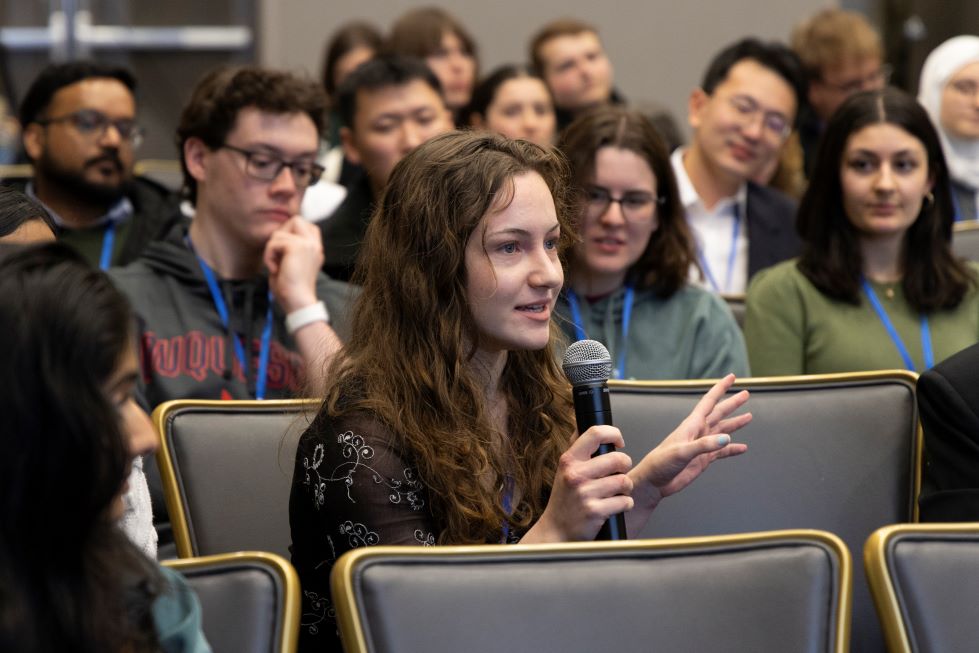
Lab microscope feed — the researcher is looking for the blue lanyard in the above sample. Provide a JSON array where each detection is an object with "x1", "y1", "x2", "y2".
[
  {"x1": 500, "y1": 475, "x2": 514, "y2": 544},
  {"x1": 98, "y1": 221, "x2": 116, "y2": 270},
  {"x1": 186, "y1": 236, "x2": 275, "y2": 399},
  {"x1": 697, "y1": 202, "x2": 741, "y2": 292},
  {"x1": 861, "y1": 278, "x2": 934, "y2": 372},
  {"x1": 566, "y1": 284, "x2": 634, "y2": 380}
]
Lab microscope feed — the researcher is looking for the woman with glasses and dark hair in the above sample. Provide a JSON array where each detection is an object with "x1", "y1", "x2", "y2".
[
  {"x1": 918, "y1": 35, "x2": 979, "y2": 222},
  {"x1": 463, "y1": 64, "x2": 557, "y2": 148},
  {"x1": 556, "y1": 106, "x2": 748, "y2": 380},
  {"x1": 745, "y1": 88, "x2": 979, "y2": 376},
  {"x1": 0, "y1": 243, "x2": 209, "y2": 651}
]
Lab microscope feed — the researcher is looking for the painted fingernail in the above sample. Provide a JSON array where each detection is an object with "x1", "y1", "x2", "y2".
[{"x1": 716, "y1": 435, "x2": 731, "y2": 447}]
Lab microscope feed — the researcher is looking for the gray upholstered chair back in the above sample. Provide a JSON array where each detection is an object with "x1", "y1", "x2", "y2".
[
  {"x1": 866, "y1": 524, "x2": 979, "y2": 653},
  {"x1": 609, "y1": 372, "x2": 920, "y2": 653},
  {"x1": 952, "y1": 222, "x2": 979, "y2": 262},
  {"x1": 153, "y1": 400, "x2": 316, "y2": 558},
  {"x1": 164, "y1": 551, "x2": 300, "y2": 653},
  {"x1": 331, "y1": 531, "x2": 851, "y2": 653},
  {"x1": 720, "y1": 292, "x2": 746, "y2": 328}
]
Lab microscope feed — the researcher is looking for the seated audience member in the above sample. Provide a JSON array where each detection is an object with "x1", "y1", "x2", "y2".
[
  {"x1": 745, "y1": 88, "x2": 979, "y2": 375},
  {"x1": 319, "y1": 20, "x2": 382, "y2": 185},
  {"x1": 319, "y1": 55, "x2": 454, "y2": 281},
  {"x1": 528, "y1": 18, "x2": 684, "y2": 149},
  {"x1": 386, "y1": 6, "x2": 478, "y2": 125},
  {"x1": 0, "y1": 185, "x2": 55, "y2": 243},
  {"x1": 790, "y1": 8, "x2": 887, "y2": 177},
  {"x1": 556, "y1": 107, "x2": 748, "y2": 379},
  {"x1": 0, "y1": 243, "x2": 210, "y2": 652},
  {"x1": 290, "y1": 131, "x2": 750, "y2": 651},
  {"x1": 463, "y1": 64, "x2": 557, "y2": 148},
  {"x1": 918, "y1": 35, "x2": 979, "y2": 222},
  {"x1": 917, "y1": 341, "x2": 979, "y2": 521},
  {"x1": 14, "y1": 61, "x2": 180, "y2": 269},
  {"x1": 673, "y1": 38, "x2": 806, "y2": 294},
  {"x1": 111, "y1": 66, "x2": 349, "y2": 410}
]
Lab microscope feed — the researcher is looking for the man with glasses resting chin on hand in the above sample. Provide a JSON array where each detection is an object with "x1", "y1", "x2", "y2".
[
  {"x1": 111, "y1": 66, "x2": 351, "y2": 411},
  {"x1": 14, "y1": 62, "x2": 180, "y2": 269}
]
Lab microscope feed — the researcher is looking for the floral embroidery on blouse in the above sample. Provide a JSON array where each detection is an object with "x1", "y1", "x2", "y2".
[{"x1": 301, "y1": 431, "x2": 425, "y2": 510}]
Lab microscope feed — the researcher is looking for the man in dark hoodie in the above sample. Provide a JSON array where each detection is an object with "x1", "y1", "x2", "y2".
[
  {"x1": 111, "y1": 66, "x2": 351, "y2": 410},
  {"x1": 12, "y1": 61, "x2": 180, "y2": 269}
]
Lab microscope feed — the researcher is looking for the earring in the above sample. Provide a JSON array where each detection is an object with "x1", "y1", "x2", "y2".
[{"x1": 923, "y1": 191, "x2": 935, "y2": 210}]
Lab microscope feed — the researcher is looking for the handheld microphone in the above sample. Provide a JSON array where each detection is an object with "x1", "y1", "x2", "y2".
[{"x1": 561, "y1": 339, "x2": 627, "y2": 541}]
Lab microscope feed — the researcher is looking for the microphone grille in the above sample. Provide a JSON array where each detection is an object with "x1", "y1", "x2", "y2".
[{"x1": 562, "y1": 339, "x2": 612, "y2": 385}]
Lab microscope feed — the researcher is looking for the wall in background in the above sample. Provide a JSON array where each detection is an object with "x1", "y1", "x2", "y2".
[{"x1": 258, "y1": 0, "x2": 834, "y2": 142}]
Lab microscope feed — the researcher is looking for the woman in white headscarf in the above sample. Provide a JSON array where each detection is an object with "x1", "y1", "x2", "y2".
[{"x1": 919, "y1": 35, "x2": 979, "y2": 222}]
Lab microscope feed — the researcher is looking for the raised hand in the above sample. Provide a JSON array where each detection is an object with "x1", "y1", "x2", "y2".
[{"x1": 628, "y1": 374, "x2": 751, "y2": 518}]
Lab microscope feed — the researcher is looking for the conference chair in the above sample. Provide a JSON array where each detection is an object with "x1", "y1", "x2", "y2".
[
  {"x1": 163, "y1": 551, "x2": 300, "y2": 653},
  {"x1": 153, "y1": 399, "x2": 317, "y2": 558},
  {"x1": 865, "y1": 523, "x2": 979, "y2": 653},
  {"x1": 952, "y1": 221, "x2": 979, "y2": 262},
  {"x1": 609, "y1": 371, "x2": 920, "y2": 653},
  {"x1": 331, "y1": 530, "x2": 851, "y2": 653},
  {"x1": 720, "y1": 292, "x2": 746, "y2": 328}
]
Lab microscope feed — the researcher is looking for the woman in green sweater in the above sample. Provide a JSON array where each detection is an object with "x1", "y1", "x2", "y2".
[
  {"x1": 745, "y1": 87, "x2": 979, "y2": 375},
  {"x1": 556, "y1": 106, "x2": 748, "y2": 380}
]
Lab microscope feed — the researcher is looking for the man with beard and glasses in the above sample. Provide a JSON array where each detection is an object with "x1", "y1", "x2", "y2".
[{"x1": 12, "y1": 61, "x2": 179, "y2": 269}]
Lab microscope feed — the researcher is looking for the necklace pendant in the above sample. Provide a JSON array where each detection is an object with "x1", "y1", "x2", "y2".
[{"x1": 884, "y1": 287, "x2": 895, "y2": 299}]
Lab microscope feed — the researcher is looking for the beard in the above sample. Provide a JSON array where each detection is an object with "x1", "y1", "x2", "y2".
[{"x1": 35, "y1": 148, "x2": 134, "y2": 206}]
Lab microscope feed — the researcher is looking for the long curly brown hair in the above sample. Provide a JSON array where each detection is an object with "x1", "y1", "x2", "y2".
[{"x1": 318, "y1": 131, "x2": 578, "y2": 544}]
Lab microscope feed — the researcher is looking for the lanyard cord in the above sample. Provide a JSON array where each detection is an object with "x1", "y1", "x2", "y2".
[
  {"x1": 566, "y1": 284, "x2": 635, "y2": 380},
  {"x1": 186, "y1": 236, "x2": 275, "y2": 399},
  {"x1": 698, "y1": 202, "x2": 741, "y2": 292},
  {"x1": 861, "y1": 278, "x2": 934, "y2": 372},
  {"x1": 98, "y1": 221, "x2": 116, "y2": 270}
]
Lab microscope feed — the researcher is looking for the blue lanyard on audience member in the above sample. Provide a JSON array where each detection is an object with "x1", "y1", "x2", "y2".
[
  {"x1": 186, "y1": 236, "x2": 275, "y2": 399},
  {"x1": 98, "y1": 221, "x2": 116, "y2": 270},
  {"x1": 566, "y1": 284, "x2": 634, "y2": 380},
  {"x1": 500, "y1": 475, "x2": 514, "y2": 543},
  {"x1": 949, "y1": 183, "x2": 978, "y2": 222},
  {"x1": 697, "y1": 203, "x2": 741, "y2": 292},
  {"x1": 861, "y1": 278, "x2": 934, "y2": 372}
]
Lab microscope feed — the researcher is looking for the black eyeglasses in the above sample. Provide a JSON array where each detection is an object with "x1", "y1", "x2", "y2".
[
  {"x1": 220, "y1": 144, "x2": 324, "y2": 188},
  {"x1": 585, "y1": 185, "x2": 663, "y2": 222},
  {"x1": 725, "y1": 95, "x2": 792, "y2": 140},
  {"x1": 36, "y1": 109, "x2": 144, "y2": 147}
]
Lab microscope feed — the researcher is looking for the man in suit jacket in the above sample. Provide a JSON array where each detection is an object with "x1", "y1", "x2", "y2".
[
  {"x1": 918, "y1": 341, "x2": 979, "y2": 521},
  {"x1": 671, "y1": 38, "x2": 806, "y2": 294}
]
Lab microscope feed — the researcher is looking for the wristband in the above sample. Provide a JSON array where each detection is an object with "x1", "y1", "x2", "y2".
[{"x1": 285, "y1": 301, "x2": 329, "y2": 335}]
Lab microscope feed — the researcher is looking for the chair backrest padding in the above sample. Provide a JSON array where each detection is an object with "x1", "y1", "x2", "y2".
[
  {"x1": 154, "y1": 400, "x2": 316, "y2": 558},
  {"x1": 866, "y1": 524, "x2": 979, "y2": 653},
  {"x1": 164, "y1": 551, "x2": 300, "y2": 653},
  {"x1": 332, "y1": 532, "x2": 850, "y2": 653},
  {"x1": 609, "y1": 372, "x2": 919, "y2": 653}
]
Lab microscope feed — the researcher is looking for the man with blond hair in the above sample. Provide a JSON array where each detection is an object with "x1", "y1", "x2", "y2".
[{"x1": 791, "y1": 8, "x2": 887, "y2": 173}]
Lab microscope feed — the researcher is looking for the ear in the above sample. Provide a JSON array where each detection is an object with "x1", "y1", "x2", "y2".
[
  {"x1": 688, "y1": 88, "x2": 709, "y2": 131},
  {"x1": 22, "y1": 123, "x2": 45, "y2": 162},
  {"x1": 339, "y1": 126, "x2": 362, "y2": 166},
  {"x1": 183, "y1": 137, "x2": 210, "y2": 184}
]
